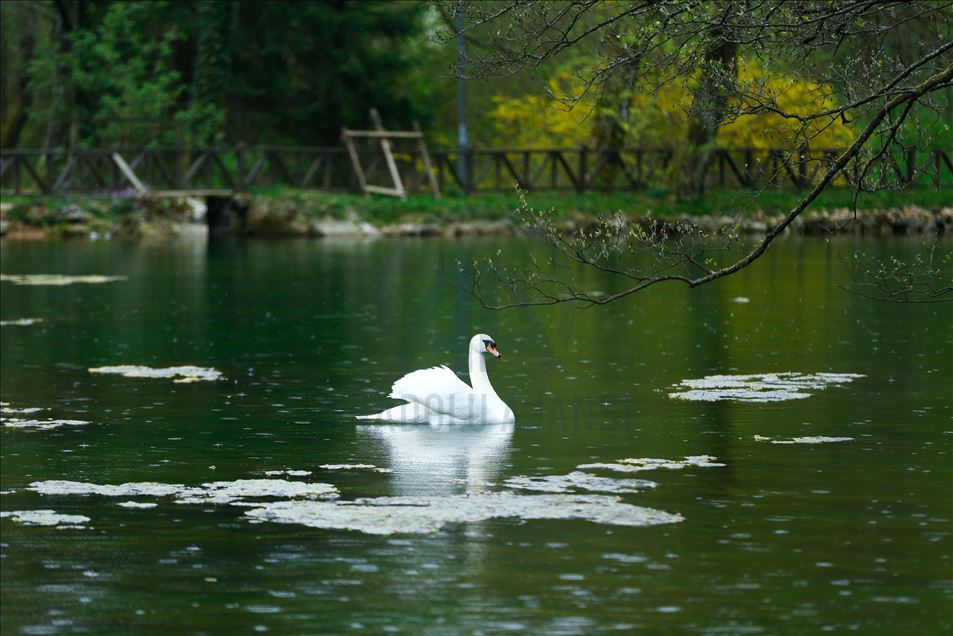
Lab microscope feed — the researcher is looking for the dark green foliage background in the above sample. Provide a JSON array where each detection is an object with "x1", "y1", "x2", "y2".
[{"x1": 0, "y1": 0, "x2": 440, "y2": 148}]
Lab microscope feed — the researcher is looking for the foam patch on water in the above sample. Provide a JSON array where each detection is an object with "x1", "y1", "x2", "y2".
[
  {"x1": 602, "y1": 552, "x2": 649, "y2": 564},
  {"x1": 754, "y1": 435, "x2": 854, "y2": 444},
  {"x1": 117, "y1": 501, "x2": 159, "y2": 509},
  {"x1": 28, "y1": 479, "x2": 339, "y2": 505},
  {"x1": 264, "y1": 469, "x2": 312, "y2": 477},
  {"x1": 578, "y1": 455, "x2": 725, "y2": 473},
  {"x1": 1, "y1": 406, "x2": 45, "y2": 415},
  {"x1": 88, "y1": 365, "x2": 223, "y2": 383},
  {"x1": 0, "y1": 509, "x2": 90, "y2": 527},
  {"x1": 0, "y1": 318, "x2": 44, "y2": 326},
  {"x1": 3, "y1": 418, "x2": 89, "y2": 431},
  {"x1": 668, "y1": 372, "x2": 865, "y2": 402},
  {"x1": 0, "y1": 274, "x2": 126, "y2": 286},
  {"x1": 30, "y1": 481, "x2": 183, "y2": 497},
  {"x1": 319, "y1": 464, "x2": 393, "y2": 474},
  {"x1": 1, "y1": 404, "x2": 88, "y2": 430},
  {"x1": 504, "y1": 471, "x2": 657, "y2": 494},
  {"x1": 244, "y1": 493, "x2": 683, "y2": 535}
]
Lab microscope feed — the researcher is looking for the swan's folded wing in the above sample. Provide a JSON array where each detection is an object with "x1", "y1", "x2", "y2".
[{"x1": 389, "y1": 365, "x2": 478, "y2": 420}]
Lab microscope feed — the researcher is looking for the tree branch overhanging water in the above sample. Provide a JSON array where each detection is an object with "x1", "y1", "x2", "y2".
[{"x1": 469, "y1": 63, "x2": 953, "y2": 310}]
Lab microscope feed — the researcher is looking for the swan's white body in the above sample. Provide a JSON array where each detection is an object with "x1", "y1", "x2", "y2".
[{"x1": 357, "y1": 334, "x2": 515, "y2": 424}]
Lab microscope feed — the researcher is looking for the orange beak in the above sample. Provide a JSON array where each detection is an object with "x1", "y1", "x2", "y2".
[{"x1": 486, "y1": 343, "x2": 502, "y2": 358}]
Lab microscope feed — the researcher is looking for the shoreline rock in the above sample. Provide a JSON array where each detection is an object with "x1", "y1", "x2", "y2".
[{"x1": 1, "y1": 198, "x2": 949, "y2": 241}]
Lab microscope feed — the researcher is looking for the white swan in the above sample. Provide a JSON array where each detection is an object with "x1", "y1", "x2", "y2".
[{"x1": 356, "y1": 333, "x2": 515, "y2": 424}]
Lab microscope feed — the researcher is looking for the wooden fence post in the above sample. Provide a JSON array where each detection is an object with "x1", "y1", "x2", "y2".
[
  {"x1": 236, "y1": 143, "x2": 247, "y2": 190},
  {"x1": 1, "y1": 144, "x2": 948, "y2": 197},
  {"x1": 413, "y1": 121, "x2": 440, "y2": 198},
  {"x1": 436, "y1": 151, "x2": 446, "y2": 193},
  {"x1": 465, "y1": 147, "x2": 475, "y2": 193},
  {"x1": 935, "y1": 150, "x2": 942, "y2": 190},
  {"x1": 341, "y1": 127, "x2": 369, "y2": 196},
  {"x1": 717, "y1": 149, "x2": 725, "y2": 188},
  {"x1": 578, "y1": 146, "x2": 587, "y2": 193}
]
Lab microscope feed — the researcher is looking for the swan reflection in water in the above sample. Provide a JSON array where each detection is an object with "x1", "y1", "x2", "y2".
[{"x1": 356, "y1": 421, "x2": 514, "y2": 496}]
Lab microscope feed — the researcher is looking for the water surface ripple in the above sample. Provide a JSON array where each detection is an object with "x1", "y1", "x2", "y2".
[{"x1": 1, "y1": 236, "x2": 950, "y2": 634}]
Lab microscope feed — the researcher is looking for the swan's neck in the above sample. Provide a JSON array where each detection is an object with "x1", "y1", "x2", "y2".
[{"x1": 468, "y1": 349, "x2": 500, "y2": 400}]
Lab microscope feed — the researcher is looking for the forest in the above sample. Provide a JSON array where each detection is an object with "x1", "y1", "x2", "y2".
[
  {"x1": 3, "y1": 0, "x2": 949, "y2": 158},
  {"x1": 1, "y1": 1, "x2": 450, "y2": 148}
]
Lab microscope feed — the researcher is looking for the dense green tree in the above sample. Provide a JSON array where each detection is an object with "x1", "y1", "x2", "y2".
[
  {"x1": 0, "y1": 0, "x2": 438, "y2": 149},
  {"x1": 225, "y1": 0, "x2": 431, "y2": 144},
  {"x1": 0, "y1": 1, "x2": 37, "y2": 147}
]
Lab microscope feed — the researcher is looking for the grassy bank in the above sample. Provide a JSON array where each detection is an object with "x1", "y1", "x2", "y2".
[
  {"x1": 0, "y1": 186, "x2": 948, "y2": 239},
  {"x1": 242, "y1": 186, "x2": 950, "y2": 224}
]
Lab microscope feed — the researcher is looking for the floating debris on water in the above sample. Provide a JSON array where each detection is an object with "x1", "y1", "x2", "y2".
[
  {"x1": 1, "y1": 406, "x2": 45, "y2": 415},
  {"x1": 0, "y1": 509, "x2": 90, "y2": 527},
  {"x1": 0, "y1": 274, "x2": 126, "y2": 286},
  {"x1": 451, "y1": 479, "x2": 495, "y2": 488},
  {"x1": 668, "y1": 372, "x2": 865, "y2": 402},
  {"x1": 578, "y1": 455, "x2": 725, "y2": 473},
  {"x1": 28, "y1": 478, "x2": 339, "y2": 505},
  {"x1": 244, "y1": 492, "x2": 683, "y2": 535},
  {"x1": 20, "y1": 465, "x2": 685, "y2": 535},
  {"x1": 88, "y1": 365, "x2": 224, "y2": 383},
  {"x1": 18, "y1": 469, "x2": 684, "y2": 535},
  {"x1": 319, "y1": 464, "x2": 393, "y2": 474},
  {"x1": 503, "y1": 471, "x2": 657, "y2": 494},
  {"x1": 31, "y1": 480, "x2": 186, "y2": 497},
  {"x1": 117, "y1": 501, "x2": 159, "y2": 509},
  {"x1": 730, "y1": 297, "x2": 751, "y2": 303},
  {"x1": 158, "y1": 479, "x2": 340, "y2": 503},
  {"x1": 0, "y1": 404, "x2": 87, "y2": 431},
  {"x1": 754, "y1": 435, "x2": 854, "y2": 444},
  {"x1": 3, "y1": 418, "x2": 89, "y2": 431},
  {"x1": 0, "y1": 318, "x2": 44, "y2": 326},
  {"x1": 602, "y1": 552, "x2": 649, "y2": 564},
  {"x1": 264, "y1": 469, "x2": 312, "y2": 477}
]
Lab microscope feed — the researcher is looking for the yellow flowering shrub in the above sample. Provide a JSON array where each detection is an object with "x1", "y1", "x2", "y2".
[
  {"x1": 488, "y1": 72, "x2": 599, "y2": 148},
  {"x1": 488, "y1": 62, "x2": 855, "y2": 152},
  {"x1": 719, "y1": 60, "x2": 855, "y2": 151}
]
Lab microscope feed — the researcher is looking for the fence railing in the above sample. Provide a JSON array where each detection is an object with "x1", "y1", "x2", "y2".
[{"x1": 1, "y1": 145, "x2": 949, "y2": 196}]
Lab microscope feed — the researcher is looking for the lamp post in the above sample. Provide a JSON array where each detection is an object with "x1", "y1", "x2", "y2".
[{"x1": 456, "y1": 0, "x2": 469, "y2": 191}]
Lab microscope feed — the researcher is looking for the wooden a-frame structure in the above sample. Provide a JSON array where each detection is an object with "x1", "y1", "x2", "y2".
[{"x1": 341, "y1": 108, "x2": 440, "y2": 198}]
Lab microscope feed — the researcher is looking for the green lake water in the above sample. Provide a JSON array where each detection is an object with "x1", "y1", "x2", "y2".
[{"x1": 1, "y1": 235, "x2": 951, "y2": 634}]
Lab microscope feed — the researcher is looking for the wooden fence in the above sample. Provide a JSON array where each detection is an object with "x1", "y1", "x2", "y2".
[{"x1": 1, "y1": 145, "x2": 949, "y2": 196}]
